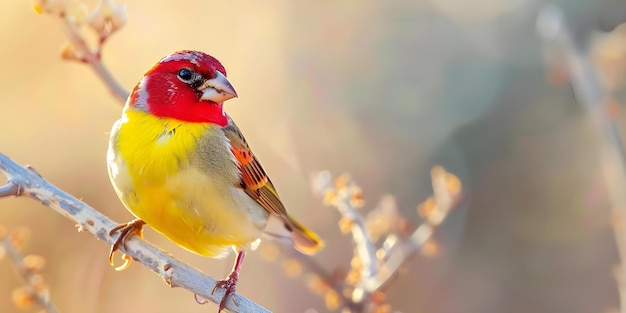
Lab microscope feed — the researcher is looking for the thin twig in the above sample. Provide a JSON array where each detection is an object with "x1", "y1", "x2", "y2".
[
  {"x1": 0, "y1": 182, "x2": 19, "y2": 197},
  {"x1": 335, "y1": 197, "x2": 378, "y2": 297},
  {"x1": 0, "y1": 152, "x2": 269, "y2": 313},
  {"x1": 538, "y1": 5, "x2": 626, "y2": 313},
  {"x1": 2, "y1": 236, "x2": 60, "y2": 313},
  {"x1": 62, "y1": 16, "x2": 128, "y2": 103},
  {"x1": 316, "y1": 173, "x2": 378, "y2": 306},
  {"x1": 360, "y1": 167, "x2": 461, "y2": 293},
  {"x1": 314, "y1": 170, "x2": 461, "y2": 310}
]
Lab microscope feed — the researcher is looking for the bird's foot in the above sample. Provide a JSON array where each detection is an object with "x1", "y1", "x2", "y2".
[
  {"x1": 211, "y1": 271, "x2": 239, "y2": 312},
  {"x1": 108, "y1": 219, "x2": 146, "y2": 271}
]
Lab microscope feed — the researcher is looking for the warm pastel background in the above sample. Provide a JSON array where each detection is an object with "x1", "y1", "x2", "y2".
[{"x1": 2, "y1": 0, "x2": 626, "y2": 312}]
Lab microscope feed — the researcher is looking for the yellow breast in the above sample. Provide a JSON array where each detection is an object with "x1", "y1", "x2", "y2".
[{"x1": 107, "y1": 109, "x2": 268, "y2": 258}]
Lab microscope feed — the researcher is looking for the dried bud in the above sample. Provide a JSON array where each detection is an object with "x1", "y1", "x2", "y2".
[
  {"x1": 345, "y1": 268, "x2": 361, "y2": 285},
  {"x1": 430, "y1": 166, "x2": 445, "y2": 179},
  {"x1": 348, "y1": 186, "x2": 365, "y2": 208},
  {"x1": 420, "y1": 239, "x2": 440, "y2": 257},
  {"x1": 430, "y1": 166, "x2": 463, "y2": 211},
  {"x1": 12, "y1": 286, "x2": 34, "y2": 310},
  {"x1": 426, "y1": 207, "x2": 445, "y2": 226},
  {"x1": 445, "y1": 172, "x2": 462, "y2": 196},
  {"x1": 88, "y1": 0, "x2": 127, "y2": 37},
  {"x1": 350, "y1": 255, "x2": 362, "y2": 269},
  {"x1": 338, "y1": 217, "x2": 353, "y2": 234},
  {"x1": 23, "y1": 255, "x2": 46, "y2": 272},
  {"x1": 324, "y1": 189, "x2": 338, "y2": 206},
  {"x1": 417, "y1": 197, "x2": 436, "y2": 218},
  {"x1": 324, "y1": 290, "x2": 340, "y2": 311},
  {"x1": 334, "y1": 174, "x2": 351, "y2": 192},
  {"x1": 33, "y1": 0, "x2": 71, "y2": 16},
  {"x1": 9, "y1": 227, "x2": 30, "y2": 250},
  {"x1": 60, "y1": 43, "x2": 81, "y2": 61},
  {"x1": 371, "y1": 291, "x2": 386, "y2": 303}
]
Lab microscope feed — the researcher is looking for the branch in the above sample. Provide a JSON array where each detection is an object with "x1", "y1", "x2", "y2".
[
  {"x1": 2, "y1": 230, "x2": 60, "y2": 313},
  {"x1": 360, "y1": 166, "x2": 461, "y2": 293},
  {"x1": 538, "y1": 5, "x2": 626, "y2": 313},
  {"x1": 0, "y1": 152, "x2": 269, "y2": 313},
  {"x1": 36, "y1": 0, "x2": 130, "y2": 103},
  {"x1": 62, "y1": 16, "x2": 129, "y2": 103},
  {"x1": 335, "y1": 189, "x2": 379, "y2": 289},
  {"x1": 0, "y1": 182, "x2": 19, "y2": 197},
  {"x1": 314, "y1": 173, "x2": 378, "y2": 305},
  {"x1": 313, "y1": 168, "x2": 462, "y2": 309}
]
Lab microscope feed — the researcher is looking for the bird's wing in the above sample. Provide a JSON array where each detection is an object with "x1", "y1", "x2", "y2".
[
  {"x1": 222, "y1": 118, "x2": 324, "y2": 254},
  {"x1": 222, "y1": 119, "x2": 289, "y2": 217}
]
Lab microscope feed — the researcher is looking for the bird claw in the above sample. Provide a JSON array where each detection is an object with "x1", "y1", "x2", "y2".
[
  {"x1": 108, "y1": 219, "x2": 146, "y2": 271},
  {"x1": 211, "y1": 271, "x2": 239, "y2": 312}
]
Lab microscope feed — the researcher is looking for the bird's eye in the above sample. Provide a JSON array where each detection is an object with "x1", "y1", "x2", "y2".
[{"x1": 177, "y1": 68, "x2": 194, "y2": 83}]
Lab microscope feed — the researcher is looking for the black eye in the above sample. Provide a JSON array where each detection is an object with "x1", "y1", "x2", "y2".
[{"x1": 177, "y1": 68, "x2": 194, "y2": 83}]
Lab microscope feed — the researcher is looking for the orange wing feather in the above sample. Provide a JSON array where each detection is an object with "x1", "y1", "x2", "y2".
[
  {"x1": 223, "y1": 121, "x2": 288, "y2": 217},
  {"x1": 222, "y1": 117, "x2": 324, "y2": 254}
]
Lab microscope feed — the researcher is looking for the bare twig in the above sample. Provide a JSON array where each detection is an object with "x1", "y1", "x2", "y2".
[
  {"x1": 0, "y1": 152, "x2": 269, "y2": 313},
  {"x1": 538, "y1": 5, "x2": 626, "y2": 313},
  {"x1": 0, "y1": 182, "x2": 19, "y2": 197},
  {"x1": 35, "y1": 0, "x2": 129, "y2": 103},
  {"x1": 313, "y1": 169, "x2": 462, "y2": 310},
  {"x1": 61, "y1": 16, "x2": 128, "y2": 103},
  {"x1": 2, "y1": 232, "x2": 60, "y2": 313},
  {"x1": 360, "y1": 166, "x2": 461, "y2": 293},
  {"x1": 313, "y1": 173, "x2": 378, "y2": 306},
  {"x1": 335, "y1": 194, "x2": 379, "y2": 294}
]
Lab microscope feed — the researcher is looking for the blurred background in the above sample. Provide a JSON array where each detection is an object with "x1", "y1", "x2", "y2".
[{"x1": 2, "y1": 0, "x2": 626, "y2": 312}]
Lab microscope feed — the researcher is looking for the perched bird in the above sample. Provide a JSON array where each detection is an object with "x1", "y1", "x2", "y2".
[{"x1": 106, "y1": 50, "x2": 324, "y2": 311}]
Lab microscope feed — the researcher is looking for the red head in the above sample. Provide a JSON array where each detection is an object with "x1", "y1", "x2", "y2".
[{"x1": 127, "y1": 50, "x2": 238, "y2": 126}]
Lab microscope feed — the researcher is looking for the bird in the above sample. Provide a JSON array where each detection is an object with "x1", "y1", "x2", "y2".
[{"x1": 106, "y1": 50, "x2": 324, "y2": 311}]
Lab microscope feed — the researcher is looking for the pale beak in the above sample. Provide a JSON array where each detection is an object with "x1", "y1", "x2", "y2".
[{"x1": 198, "y1": 71, "x2": 238, "y2": 103}]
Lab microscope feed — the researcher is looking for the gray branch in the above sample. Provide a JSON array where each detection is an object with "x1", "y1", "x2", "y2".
[
  {"x1": 538, "y1": 5, "x2": 626, "y2": 313},
  {"x1": 0, "y1": 152, "x2": 269, "y2": 313},
  {"x1": 2, "y1": 234, "x2": 60, "y2": 313}
]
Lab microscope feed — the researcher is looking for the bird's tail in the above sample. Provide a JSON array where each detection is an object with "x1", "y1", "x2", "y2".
[
  {"x1": 287, "y1": 216, "x2": 324, "y2": 255},
  {"x1": 264, "y1": 215, "x2": 324, "y2": 255}
]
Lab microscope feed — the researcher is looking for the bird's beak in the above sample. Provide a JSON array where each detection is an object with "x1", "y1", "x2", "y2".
[{"x1": 198, "y1": 71, "x2": 238, "y2": 103}]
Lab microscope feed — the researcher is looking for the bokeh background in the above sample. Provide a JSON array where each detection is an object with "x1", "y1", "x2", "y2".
[{"x1": 2, "y1": 0, "x2": 626, "y2": 312}]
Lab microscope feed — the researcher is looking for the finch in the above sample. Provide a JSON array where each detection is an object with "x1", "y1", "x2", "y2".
[{"x1": 106, "y1": 50, "x2": 323, "y2": 311}]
